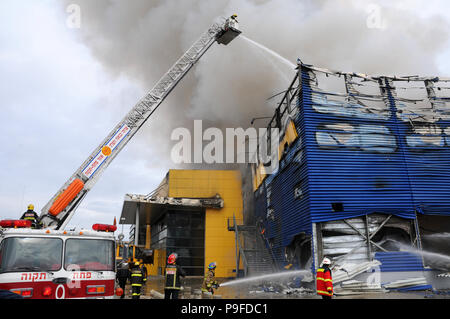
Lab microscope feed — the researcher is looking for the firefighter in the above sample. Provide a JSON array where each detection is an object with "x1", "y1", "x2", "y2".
[
  {"x1": 20, "y1": 204, "x2": 41, "y2": 229},
  {"x1": 316, "y1": 257, "x2": 333, "y2": 299},
  {"x1": 116, "y1": 261, "x2": 130, "y2": 299},
  {"x1": 226, "y1": 14, "x2": 239, "y2": 30},
  {"x1": 201, "y1": 262, "x2": 219, "y2": 297},
  {"x1": 164, "y1": 253, "x2": 186, "y2": 299},
  {"x1": 130, "y1": 261, "x2": 146, "y2": 299}
]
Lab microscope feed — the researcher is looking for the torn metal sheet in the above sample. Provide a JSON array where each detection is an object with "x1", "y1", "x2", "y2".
[
  {"x1": 125, "y1": 193, "x2": 223, "y2": 209},
  {"x1": 334, "y1": 279, "x2": 388, "y2": 295},
  {"x1": 120, "y1": 193, "x2": 224, "y2": 225},
  {"x1": 383, "y1": 277, "x2": 428, "y2": 289},
  {"x1": 332, "y1": 260, "x2": 382, "y2": 284}
]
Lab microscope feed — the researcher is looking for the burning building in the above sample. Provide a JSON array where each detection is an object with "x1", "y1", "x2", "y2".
[{"x1": 250, "y1": 62, "x2": 450, "y2": 291}]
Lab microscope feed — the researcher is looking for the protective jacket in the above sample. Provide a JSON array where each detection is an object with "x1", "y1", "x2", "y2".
[
  {"x1": 130, "y1": 265, "x2": 146, "y2": 289},
  {"x1": 202, "y1": 269, "x2": 219, "y2": 293},
  {"x1": 226, "y1": 17, "x2": 239, "y2": 30},
  {"x1": 116, "y1": 266, "x2": 130, "y2": 281},
  {"x1": 20, "y1": 210, "x2": 40, "y2": 228},
  {"x1": 316, "y1": 266, "x2": 333, "y2": 297},
  {"x1": 165, "y1": 264, "x2": 186, "y2": 290}
]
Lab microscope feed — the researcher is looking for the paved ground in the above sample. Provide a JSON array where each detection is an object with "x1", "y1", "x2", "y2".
[{"x1": 118, "y1": 276, "x2": 450, "y2": 299}]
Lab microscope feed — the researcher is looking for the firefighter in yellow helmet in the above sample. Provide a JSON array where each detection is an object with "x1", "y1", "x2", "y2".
[
  {"x1": 226, "y1": 14, "x2": 239, "y2": 30},
  {"x1": 20, "y1": 204, "x2": 41, "y2": 229},
  {"x1": 130, "y1": 261, "x2": 146, "y2": 299}
]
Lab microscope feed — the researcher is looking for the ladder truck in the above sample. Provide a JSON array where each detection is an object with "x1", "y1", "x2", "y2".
[{"x1": 0, "y1": 18, "x2": 241, "y2": 299}]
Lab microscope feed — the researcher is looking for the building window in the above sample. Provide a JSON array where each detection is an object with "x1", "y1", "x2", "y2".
[
  {"x1": 266, "y1": 185, "x2": 272, "y2": 207},
  {"x1": 154, "y1": 210, "x2": 205, "y2": 276},
  {"x1": 406, "y1": 124, "x2": 446, "y2": 149},
  {"x1": 294, "y1": 182, "x2": 304, "y2": 200},
  {"x1": 315, "y1": 123, "x2": 397, "y2": 153},
  {"x1": 331, "y1": 202, "x2": 344, "y2": 212}
]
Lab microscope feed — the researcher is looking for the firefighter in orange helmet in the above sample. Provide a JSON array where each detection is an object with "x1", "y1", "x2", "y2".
[{"x1": 316, "y1": 257, "x2": 333, "y2": 299}]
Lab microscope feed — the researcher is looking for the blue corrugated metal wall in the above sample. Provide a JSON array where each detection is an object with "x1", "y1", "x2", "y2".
[
  {"x1": 385, "y1": 81, "x2": 450, "y2": 217},
  {"x1": 374, "y1": 252, "x2": 425, "y2": 272},
  {"x1": 254, "y1": 65, "x2": 450, "y2": 267},
  {"x1": 300, "y1": 71, "x2": 418, "y2": 222}
]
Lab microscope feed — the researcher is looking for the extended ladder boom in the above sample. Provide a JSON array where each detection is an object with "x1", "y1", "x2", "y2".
[{"x1": 40, "y1": 18, "x2": 241, "y2": 229}]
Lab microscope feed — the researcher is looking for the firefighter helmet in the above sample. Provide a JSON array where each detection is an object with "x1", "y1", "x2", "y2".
[
  {"x1": 208, "y1": 262, "x2": 217, "y2": 270},
  {"x1": 321, "y1": 257, "x2": 331, "y2": 266},
  {"x1": 167, "y1": 253, "x2": 177, "y2": 265},
  {"x1": 28, "y1": 204, "x2": 34, "y2": 210}
]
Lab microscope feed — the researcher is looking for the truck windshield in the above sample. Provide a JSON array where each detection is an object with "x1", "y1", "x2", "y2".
[
  {"x1": 0, "y1": 237, "x2": 63, "y2": 273},
  {"x1": 64, "y1": 239, "x2": 114, "y2": 271}
]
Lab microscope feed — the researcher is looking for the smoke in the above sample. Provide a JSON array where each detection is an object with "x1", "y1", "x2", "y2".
[{"x1": 59, "y1": 0, "x2": 449, "y2": 170}]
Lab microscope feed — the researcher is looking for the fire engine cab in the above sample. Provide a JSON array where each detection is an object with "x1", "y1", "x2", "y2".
[{"x1": 0, "y1": 220, "x2": 120, "y2": 299}]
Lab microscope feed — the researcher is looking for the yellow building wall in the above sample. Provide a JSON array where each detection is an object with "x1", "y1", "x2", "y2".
[
  {"x1": 147, "y1": 249, "x2": 166, "y2": 276},
  {"x1": 168, "y1": 169, "x2": 243, "y2": 278}
]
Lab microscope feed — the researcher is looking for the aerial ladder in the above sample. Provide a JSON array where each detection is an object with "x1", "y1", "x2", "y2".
[{"x1": 39, "y1": 17, "x2": 241, "y2": 230}]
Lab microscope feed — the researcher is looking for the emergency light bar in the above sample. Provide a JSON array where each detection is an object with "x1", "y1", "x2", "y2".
[
  {"x1": 92, "y1": 224, "x2": 117, "y2": 232},
  {"x1": 0, "y1": 219, "x2": 32, "y2": 228}
]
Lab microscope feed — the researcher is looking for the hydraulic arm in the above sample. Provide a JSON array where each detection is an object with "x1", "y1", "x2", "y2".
[{"x1": 39, "y1": 18, "x2": 241, "y2": 229}]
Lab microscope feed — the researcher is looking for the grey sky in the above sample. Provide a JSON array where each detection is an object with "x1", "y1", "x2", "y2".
[{"x1": 1, "y1": 0, "x2": 449, "y2": 238}]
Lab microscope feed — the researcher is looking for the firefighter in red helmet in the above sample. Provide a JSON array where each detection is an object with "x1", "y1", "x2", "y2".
[
  {"x1": 164, "y1": 253, "x2": 186, "y2": 299},
  {"x1": 316, "y1": 257, "x2": 333, "y2": 299}
]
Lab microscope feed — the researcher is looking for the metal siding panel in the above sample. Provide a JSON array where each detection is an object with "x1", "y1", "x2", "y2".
[
  {"x1": 300, "y1": 69, "x2": 417, "y2": 222},
  {"x1": 374, "y1": 252, "x2": 425, "y2": 272},
  {"x1": 279, "y1": 160, "x2": 312, "y2": 246},
  {"x1": 388, "y1": 79, "x2": 450, "y2": 217}
]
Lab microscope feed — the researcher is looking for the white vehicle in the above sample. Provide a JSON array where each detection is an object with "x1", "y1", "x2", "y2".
[
  {"x1": 0, "y1": 18, "x2": 240, "y2": 299},
  {"x1": 0, "y1": 221, "x2": 118, "y2": 299}
]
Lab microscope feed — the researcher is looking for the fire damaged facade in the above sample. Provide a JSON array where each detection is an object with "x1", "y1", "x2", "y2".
[{"x1": 250, "y1": 62, "x2": 450, "y2": 290}]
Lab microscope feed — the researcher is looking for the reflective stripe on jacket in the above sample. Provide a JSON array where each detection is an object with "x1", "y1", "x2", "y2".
[
  {"x1": 165, "y1": 265, "x2": 185, "y2": 290},
  {"x1": 201, "y1": 270, "x2": 217, "y2": 292},
  {"x1": 21, "y1": 210, "x2": 38, "y2": 221},
  {"x1": 130, "y1": 267, "x2": 145, "y2": 287},
  {"x1": 316, "y1": 267, "x2": 333, "y2": 296}
]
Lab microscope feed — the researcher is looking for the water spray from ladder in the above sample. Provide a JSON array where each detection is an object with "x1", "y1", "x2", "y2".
[{"x1": 240, "y1": 35, "x2": 296, "y2": 70}]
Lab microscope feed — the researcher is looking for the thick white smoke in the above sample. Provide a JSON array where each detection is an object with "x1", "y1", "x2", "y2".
[{"x1": 60, "y1": 0, "x2": 449, "y2": 169}]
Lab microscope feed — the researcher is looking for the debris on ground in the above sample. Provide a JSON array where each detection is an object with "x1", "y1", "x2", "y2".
[
  {"x1": 332, "y1": 260, "x2": 382, "y2": 284},
  {"x1": 334, "y1": 280, "x2": 387, "y2": 295},
  {"x1": 382, "y1": 277, "x2": 429, "y2": 290},
  {"x1": 150, "y1": 289, "x2": 164, "y2": 299}
]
